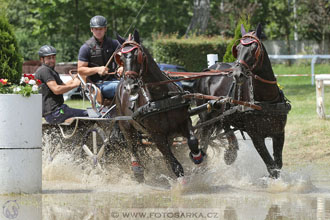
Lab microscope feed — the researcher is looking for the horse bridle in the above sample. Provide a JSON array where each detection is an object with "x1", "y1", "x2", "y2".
[
  {"x1": 115, "y1": 40, "x2": 147, "y2": 78},
  {"x1": 232, "y1": 32, "x2": 263, "y2": 70},
  {"x1": 232, "y1": 33, "x2": 277, "y2": 85}
]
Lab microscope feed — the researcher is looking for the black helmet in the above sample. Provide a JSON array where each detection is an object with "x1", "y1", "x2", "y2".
[
  {"x1": 90, "y1": 15, "x2": 107, "y2": 28},
  {"x1": 38, "y1": 45, "x2": 56, "y2": 57}
]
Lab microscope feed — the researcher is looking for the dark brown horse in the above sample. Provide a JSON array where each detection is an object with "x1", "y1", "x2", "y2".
[
  {"x1": 115, "y1": 30, "x2": 205, "y2": 182},
  {"x1": 194, "y1": 24, "x2": 291, "y2": 178}
]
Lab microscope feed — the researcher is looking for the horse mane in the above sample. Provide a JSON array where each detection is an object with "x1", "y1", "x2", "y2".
[
  {"x1": 257, "y1": 41, "x2": 276, "y2": 82},
  {"x1": 141, "y1": 44, "x2": 182, "y2": 94}
]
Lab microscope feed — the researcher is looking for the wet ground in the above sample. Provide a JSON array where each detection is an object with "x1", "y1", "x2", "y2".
[{"x1": 1, "y1": 133, "x2": 330, "y2": 220}]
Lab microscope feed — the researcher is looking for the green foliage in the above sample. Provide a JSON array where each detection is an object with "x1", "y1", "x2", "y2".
[
  {"x1": 0, "y1": 15, "x2": 22, "y2": 84},
  {"x1": 223, "y1": 17, "x2": 251, "y2": 63},
  {"x1": 3, "y1": 0, "x2": 193, "y2": 62},
  {"x1": 296, "y1": 0, "x2": 330, "y2": 43},
  {"x1": 0, "y1": 83, "x2": 39, "y2": 96},
  {"x1": 265, "y1": 0, "x2": 292, "y2": 40},
  {"x1": 152, "y1": 35, "x2": 230, "y2": 71},
  {"x1": 2, "y1": 0, "x2": 330, "y2": 64}
]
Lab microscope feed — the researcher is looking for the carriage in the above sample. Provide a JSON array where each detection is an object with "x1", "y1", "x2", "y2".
[{"x1": 43, "y1": 25, "x2": 291, "y2": 182}]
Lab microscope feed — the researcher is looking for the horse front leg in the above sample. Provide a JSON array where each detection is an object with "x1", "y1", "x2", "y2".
[
  {"x1": 197, "y1": 112, "x2": 212, "y2": 153},
  {"x1": 249, "y1": 134, "x2": 279, "y2": 178},
  {"x1": 185, "y1": 118, "x2": 206, "y2": 164},
  {"x1": 154, "y1": 136, "x2": 184, "y2": 178},
  {"x1": 130, "y1": 140, "x2": 145, "y2": 183},
  {"x1": 118, "y1": 121, "x2": 144, "y2": 183},
  {"x1": 223, "y1": 130, "x2": 239, "y2": 165},
  {"x1": 272, "y1": 133, "x2": 285, "y2": 170}
]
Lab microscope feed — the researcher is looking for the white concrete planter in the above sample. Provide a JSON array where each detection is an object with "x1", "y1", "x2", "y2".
[{"x1": 0, "y1": 94, "x2": 42, "y2": 194}]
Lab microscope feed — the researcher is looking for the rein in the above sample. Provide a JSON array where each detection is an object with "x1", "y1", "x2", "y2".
[
  {"x1": 251, "y1": 73, "x2": 277, "y2": 85},
  {"x1": 165, "y1": 68, "x2": 233, "y2": 77},
  {"x1": 145, "y1": 69, "x2": 233, "y2": 87},
  {"x1": 182, "y1": 93, "x2": 262, "y2": 110}
]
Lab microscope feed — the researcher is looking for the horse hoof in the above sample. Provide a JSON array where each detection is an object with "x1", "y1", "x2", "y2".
[
  {"x1": 269, "y1": 169, "x2": 280, "y2": 179},
  {"x1": 177, "y1": 177, "x2": 187, "y2": 185},
  {"x1": 189, "y1": 150, "x2": 206, "y2": 165},
  {"x1": 131, "y1": 161, "x2": 145, "y2": 183},
  {"x1": 133, "y1": 173, "x2": 145, "y2": 183},
  {"x1": 224, "y1": 148, "x2": 238, "y2": 165}
]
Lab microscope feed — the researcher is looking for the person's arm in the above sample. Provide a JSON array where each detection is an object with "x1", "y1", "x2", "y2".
[
  {"x1": 77, "y1": 43, "x2": 108, "y2": 77},
  {"x1": 46, "y1": 77, "x2": 81, "y2": 95},
  {"x1": 77, "y1": 60, "x2": 108, "y2": 76}
]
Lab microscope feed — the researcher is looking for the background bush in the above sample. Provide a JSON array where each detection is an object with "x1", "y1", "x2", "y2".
[
  {"x1": 0, "y1": 15, "x2": 22, "y2": 84},
  {"x1": 223, "y1": 17, "x2": 251, "y2": 63},
  {"x1": 152, "y1": 35, "x2": 230, "y2": 71}
]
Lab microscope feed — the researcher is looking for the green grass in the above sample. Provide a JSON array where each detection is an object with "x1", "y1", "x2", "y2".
[
  {"x1": 65, "y1": 96, "x2": 91, "y2": 109},
  {"x1": 274, "y1": 64, "x2": 330, "y2": 165},
  {"x1": 273, "y1": 63, "x2": 330, "y2": 75},
  {"x1": 64, "y1": 64, "x2": 330, "y2": 166}
]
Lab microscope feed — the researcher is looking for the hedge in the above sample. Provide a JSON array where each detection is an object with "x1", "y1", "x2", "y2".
[
  {"x1": 152, "y1": 36, "x2": 230, "y2": 72},
  {"x1": 0, "y1": 15, "x2": 22, "y2": 84}
]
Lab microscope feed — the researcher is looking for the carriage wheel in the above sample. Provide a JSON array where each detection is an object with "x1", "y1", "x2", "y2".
[{"x1": 81, "y1": 125, "x2": 109, "y2": 168}]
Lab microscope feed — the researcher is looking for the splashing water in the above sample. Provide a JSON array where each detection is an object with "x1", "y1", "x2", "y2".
[{"x1": 41, "y1": 129, "x2": 317, "y2": 195}]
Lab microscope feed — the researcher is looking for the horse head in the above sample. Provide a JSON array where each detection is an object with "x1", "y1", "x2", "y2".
[
  {"x1": 116, "y1": 30, "x2": 146, "y2": 96},
  {"x1": 232, "y1": 23, "x2": 279, "y2": 102},
  {"x1": 231, "y1": 23, "x2": 264, "y2": 83}
]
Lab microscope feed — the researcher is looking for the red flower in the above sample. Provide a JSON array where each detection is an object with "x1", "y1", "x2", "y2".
[
  {"x1": 27, "y1": 74, "x2": 34, "y2": 80},
  {"x1": 0, "y1": 79, "x2": 8, "y2": 85}
]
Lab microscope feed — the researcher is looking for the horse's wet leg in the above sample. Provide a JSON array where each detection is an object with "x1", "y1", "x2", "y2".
[
  {"x1": 130, "y1": 138, "x2": 144, "y2": 183},
  {"x1": 156, "y1": 140, "x2": 184, "y2": 178},
  {"x1": 186, "y1": 119, "x2": 205, "y2": 164},
  {"x1": 199, "y1": 126, "x2": 211, "y2": 153},
  {"x1": 250, "y1": 135, "x2": 279, "y2": 178},
  {"x1": 131, "y1": 152, "x2": 144, "y2": 183},
  {"x1": 272, "y1": 133, "x2": 285, "y2": 170},
  {"x1": 118, "y1": 122, "x2": 145, "y2": 183},
  {"x1": 224, "y1": 130, "x2": 239, "y2": 165}
]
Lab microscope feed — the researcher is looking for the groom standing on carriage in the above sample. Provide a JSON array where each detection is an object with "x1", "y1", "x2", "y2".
[{"x1": 77, "y1": 15, "x2": 122, "y2": 105}]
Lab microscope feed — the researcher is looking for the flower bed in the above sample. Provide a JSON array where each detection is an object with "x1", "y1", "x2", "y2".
[{"x1": 0, "y1": 74, "x2": 41, "y2": 96}]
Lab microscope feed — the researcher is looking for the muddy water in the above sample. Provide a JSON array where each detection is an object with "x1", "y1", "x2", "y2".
[{"x1": 1, "y1": 133, "x2": 330, "y2": 220}]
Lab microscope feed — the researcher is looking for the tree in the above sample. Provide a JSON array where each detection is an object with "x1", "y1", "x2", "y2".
[
  {"x1": 185, "y1": 0, "x2": 210, "y2": 37},
  {"x1": 0, "y1": 15, "x2": 22, "y2": 84},
  {"x1": 3, "y1": 0, "x2": 194, "y2": 61},
  {"x1": 297, "y1": 0, "x2": 330, "y2": 53},
  {"x1": 265, "y1": 0, "x2": 293, "y2": 55},
  {"x1": 207, "y1": 0, "x2": 269, "y2": 38}
]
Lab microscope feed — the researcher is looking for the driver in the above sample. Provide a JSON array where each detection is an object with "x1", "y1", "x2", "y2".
[{"x1": 77, "y1": 15, "x2": 122, "y2": 101}]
